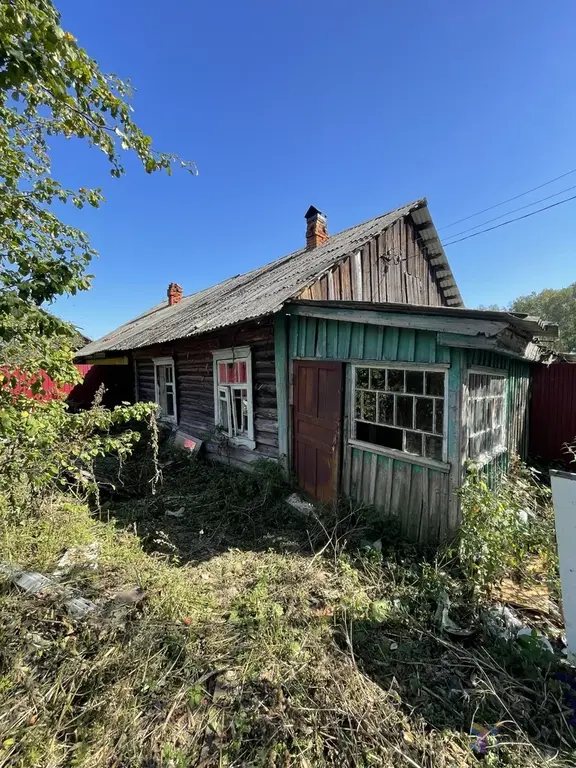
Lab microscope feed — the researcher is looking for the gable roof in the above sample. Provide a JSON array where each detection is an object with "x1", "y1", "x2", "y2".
[{"x1": 77, "y1": 198, "x2": 462, "y2": 357}]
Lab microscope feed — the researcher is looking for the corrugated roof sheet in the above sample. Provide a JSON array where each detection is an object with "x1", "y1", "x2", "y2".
[{"x1": 78, "y1": 198, "x2": 461, "y2": 356}]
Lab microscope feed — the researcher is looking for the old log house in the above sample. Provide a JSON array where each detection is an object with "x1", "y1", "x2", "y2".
[{"x1": 76, "y1": 199, "x2": 557, "y2": 542}]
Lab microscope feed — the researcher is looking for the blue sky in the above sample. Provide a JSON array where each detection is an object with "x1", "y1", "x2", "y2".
[{"x1": 51, "y1": 0, "x2": 576, "y2": 339}]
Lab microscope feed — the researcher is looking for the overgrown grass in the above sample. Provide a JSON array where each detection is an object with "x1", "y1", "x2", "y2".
[{"x1": 0, "y1": 453, "x2": 574, "y2": 767}]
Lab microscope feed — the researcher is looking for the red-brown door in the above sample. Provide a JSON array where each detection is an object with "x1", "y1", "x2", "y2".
[{"x1": 293, "y1": 360, "x2": 343, "y2": 503}]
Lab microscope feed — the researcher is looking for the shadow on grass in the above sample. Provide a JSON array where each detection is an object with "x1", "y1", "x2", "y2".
[{"x1": 96, "y1": 450, "x2": 319, "y2": 565}]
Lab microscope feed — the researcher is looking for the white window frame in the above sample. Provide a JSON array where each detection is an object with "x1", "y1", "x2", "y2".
[
  {"x1": 153, "y1": 356, "x2": 177, "y2": 424},
  {"x1": 212, "y1": 346, "x2": 255, "y2": 450},
  {"x1": 349, "y1": 362, "x2": 449, "y2": 470},
  {"x1": 466, "y1": 366, "x2": 507, "y2": 466}
]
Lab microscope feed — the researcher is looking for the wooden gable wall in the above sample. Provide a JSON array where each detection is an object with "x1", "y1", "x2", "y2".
[{"x1": 298, "y1": 215, "x2": 446, "y2": 307}]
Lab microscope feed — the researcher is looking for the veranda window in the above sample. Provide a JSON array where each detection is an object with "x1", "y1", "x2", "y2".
[
  {"x1": 352, "y1": 365, "x2": 447, "y2": 463},
  {"x1": 212, "y1": 347, "x2": 255, "y2": 449},
  {"x1": 467, "y1": 370, "x2": 507, "y2": 462},
  {"x1": 153, "y1": 357, "x2": 177, "y2": 423}
]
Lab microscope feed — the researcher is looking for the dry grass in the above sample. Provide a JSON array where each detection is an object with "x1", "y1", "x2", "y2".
[{"x1": 0, "y1": 455, "x2": 574, "y2": 767}]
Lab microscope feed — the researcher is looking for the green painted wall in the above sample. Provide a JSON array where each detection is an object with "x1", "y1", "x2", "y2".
[
  {"x1": 290, "y1": 314, "x2": 451, "y2": 365},
  {"x1": 288, "y1": 313, "x2": 460, "y2": 543},
  {"x1": 284, "y1": 312, "x2": 533, "y2": 542}
]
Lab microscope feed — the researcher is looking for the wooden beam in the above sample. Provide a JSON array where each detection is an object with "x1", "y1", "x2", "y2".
[
  {"x1": 437, "y1": 332, "x2": 539, "y2": 361},
  {"x1": 84, "y1": 356, "x2": 129, "y2": 366},
  {"x1": 289, "y1": 304, "x2": 508, "y2": 338},
  {"x1": 273, "y1": 312, "x2": 289, "y2": 474}
]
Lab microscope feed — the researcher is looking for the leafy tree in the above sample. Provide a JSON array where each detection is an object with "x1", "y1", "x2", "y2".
[
  {"x1": 510, "y1": 283, "x2": 576, "y2": 353},
  {"x1": 0, "y1": 0, "x2": 193, "y2": 508}
]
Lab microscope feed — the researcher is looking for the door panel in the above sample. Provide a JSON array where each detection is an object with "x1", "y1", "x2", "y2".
[{"x1": 293, "y1": 360, "x2": 343, "y2": 502}]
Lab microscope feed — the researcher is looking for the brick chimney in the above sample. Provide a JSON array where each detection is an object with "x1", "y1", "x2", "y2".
[
  {"x1": 305, "y1": 206, "x2": 329, "y2": 249},
  {"x1": 167, "y1": 282, "x2": 183, "y2": 306}
]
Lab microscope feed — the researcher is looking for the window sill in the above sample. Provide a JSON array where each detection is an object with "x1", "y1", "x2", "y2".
[
  {"x1": 348, "y1": 439, "x2": 450, "y2": 473},
  {"x1": 469, "y1": 445, "x2": 507, "y2": 469}
]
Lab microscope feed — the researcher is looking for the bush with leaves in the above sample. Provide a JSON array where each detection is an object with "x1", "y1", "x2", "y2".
[
  {"x1": 0, "y1": 1, "x2": 193, "y2": 511},
  {"x1": 457, "y1": 460, "x2": 557, "y2": 594}
]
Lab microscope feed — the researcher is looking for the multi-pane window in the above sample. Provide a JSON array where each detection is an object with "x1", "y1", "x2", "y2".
[
  {"x1": 352, "y1": 365, "x2": 446, "y2": 462},
  {"x1": 467, "y1": 371, "x2": 506, "y2": 461},
  {"x1": 153, "y1": 358, "x2": 177, "y2": 423},
  {"x1": 212, "y1": 347, "x2": 255, "y2": 448}
]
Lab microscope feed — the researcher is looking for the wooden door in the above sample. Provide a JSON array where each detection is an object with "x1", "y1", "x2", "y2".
[{"x1": 293, "y1": 360, "x2": 343, "y2": 503}]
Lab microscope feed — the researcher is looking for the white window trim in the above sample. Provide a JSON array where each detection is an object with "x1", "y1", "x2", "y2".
[
  {"x1": 465, "y1": 367, "x2": 508, "y2": 466},
  {"x1": 350, "y1": 362, "x2": 449, "y2": 465},
  {"x1": 153, "y1": 356, "x2": 177, "y2": 424},
  {"x1": 212, "y1": 346, "x2": 255, "y2": 450}
]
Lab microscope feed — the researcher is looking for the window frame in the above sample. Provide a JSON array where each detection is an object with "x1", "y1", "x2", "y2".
[
  {"x1": 348, "y1": 362, "x2": 450, "y2": 471},
  {"x1": 212, "y1": 346, "x2": 255, "y2": 450},
  {"x1": 153, "y1": 356, "x2": 177, "y2": 424},
  {"x1": 465, "y1": 366, "x2": 508, "y2": 466}
]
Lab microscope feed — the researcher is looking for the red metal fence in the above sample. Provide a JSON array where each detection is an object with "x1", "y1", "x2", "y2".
[{"x1": 530, "y1": 363, "x2": 576, "y2": 464}]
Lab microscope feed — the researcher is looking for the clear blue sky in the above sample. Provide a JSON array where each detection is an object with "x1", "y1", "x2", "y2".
[{"x1": 51, "y1": 0, "x2": 576, "y2": 340}]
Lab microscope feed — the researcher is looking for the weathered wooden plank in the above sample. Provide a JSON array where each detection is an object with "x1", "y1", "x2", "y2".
[
  {"x1": 350, "y1": 323, "x2": 365, "y2": 359},
  {"x1": 362, "y1": 450, "x2": 373, "y2": 504},
  {"x1": 317, "y1": 318, "x2": 328, "y2": 358},
  {"x1": 417, "y1": 467, "x2": 430, "y2": 543},
  {"x1": 341, "y1": 257, "x2": 353, "y2": 301},
  {"x1": 352, "y1": 251, "x2": 363, "y2": 300},
  {"x1": 298, "y1": 316, "x2": 308, "y2": 358},
  {"x1": 254, "y1": 417, "x2": 279, "y2": 434},
  {"x1": 350, "y1": 448, "x2": 363, "y2": 499},
  {"x1": 289, "y1": 305, "x2": 508, "y2": 338},
  {"x1": 398, "y1": 329, "x2": 416, "y2": 362},
  {"x1": 337, "y1": 322, "x2": 353, "y2": 359},
  {"x1": 384, "y1": 326, "x2": 400, "y2": 360},
  {"x1": 391, "y1": 460, "x2": 412, "y2": 535},
  {"x1": 362, "y1": 245, "x2": 372, "y2": 302},
  {"x1": 374, "y1": 454, "x2": 389, "y2": 513},
  {"x1": 326, "y1": 320, "x2": 339, "y2": 359},
  {"x1": 414, "y1": 330, "x2": 436, "y2": 363},
  {"x1": 368, "y1": 452, "x2": 378, "y2": 506},
  {"x1": 373, "y1": 235, "x2": 382, "y2": 302},
  {"x1": 407, "y1": 465, "x2": 424, "y2": 542},
  {"x1": 444, "y1": 348, "x2": 463, "y2": 540},
  {"x1": 363, "y1": 324, "x2": 380, "y2": 360},
  {"x1": 305, "y1": 317, "x2": 317, "y2": 357}
]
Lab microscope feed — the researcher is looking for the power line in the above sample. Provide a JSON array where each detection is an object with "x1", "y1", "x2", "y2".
[
  {"x1": 442, "y1": 194, "x2": 576, "y2": 247},
  {"x1": 443, "y1": 184, "x2": 576, "y2": 240},
  {"x1": 438, "y1": 167, "x2": 576, "y2": 231}
]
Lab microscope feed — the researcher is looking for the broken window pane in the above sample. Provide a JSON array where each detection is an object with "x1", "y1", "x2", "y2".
[
  {"x1": 377, "y1": 393, "x2": 394, "y2": 425},
  {"x1": 233, "y1": 388, "x2": 249, "y2": 433},
  {"x1": 388, "y1": 369, "x2": 404, "y2": 392},
  {"x1": 396, "y1": 395, "x2": 413, "y2": 428},
  {"x1": 370, "y1": 368, "x2": 386, "y2": 390},
  {"x1": 356, "y1": 421, "x2": 402, "y2": 450},
  {"x1": 405, "y1": 431, "x2": 423, "y2": 455},
  {"x1": 356, "y1": 368, "x2": 369, "y2": 388},
  {"x1": 434, "y1": 400, "x2": 444, "y2": 434},
  {"x1": 355, "y1": 390, "x2": 362, "y2": 419},
  {"x1": 415, "y1": 398, "x2": 433, "y2": 432},
  {"x1": 218, "y1": 389, "x2": 230, "y2": 433},
  {"x1": 406, "y1": 371, "x2": 424, "y2": 394},
  {"x1": 426, "y1": 371, "x2": 444, "y2": 397},
  {"x1": 425, "y1": 435, "x2": 443, "y2": 461},
  {"x1": 363, "y1": 390, "x2": 377, "y2": 422}
]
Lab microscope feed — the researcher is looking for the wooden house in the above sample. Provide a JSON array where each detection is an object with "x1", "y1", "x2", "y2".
[{"x1": 76, "y1": 199, "x2": 557, "y2": 542}]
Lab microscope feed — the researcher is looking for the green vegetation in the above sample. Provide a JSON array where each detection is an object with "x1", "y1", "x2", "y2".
[
  {"x1": 510, "y1": 284, "x2": 576, "y2": 353},
  {"x1": 0, "y1": 451, "x2": 572, "y2": 767}
]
